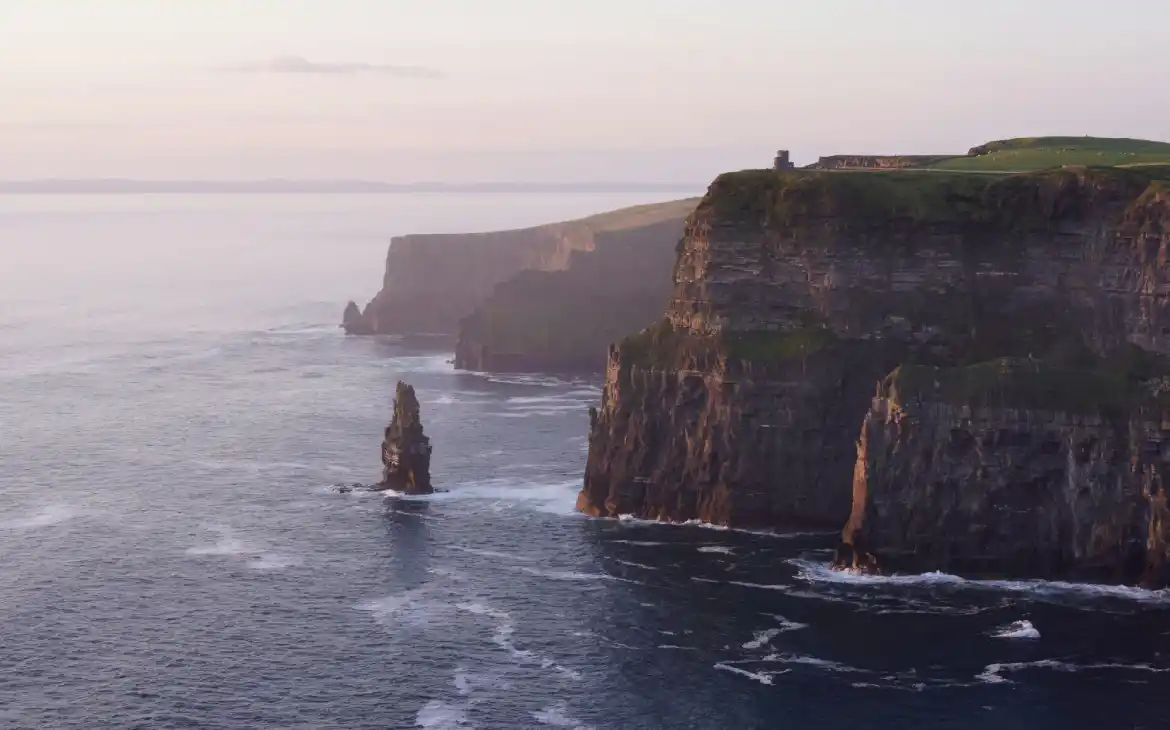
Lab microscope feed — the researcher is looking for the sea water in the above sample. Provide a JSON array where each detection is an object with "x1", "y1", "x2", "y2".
[{"x1": 2, "y1": 193, "x2": 1168, "y2": 729}]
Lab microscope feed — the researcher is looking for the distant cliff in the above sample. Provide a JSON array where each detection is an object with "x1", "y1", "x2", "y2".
[
  {"x1": 343, "y1": 199, "x2": 696, "y2": 336},
  {"x1": 454, "y1": 215, "x2": 692, "y2": 373},
  {"x1": 579, "y1": 165, "x2": 1170, "y2": 584}
]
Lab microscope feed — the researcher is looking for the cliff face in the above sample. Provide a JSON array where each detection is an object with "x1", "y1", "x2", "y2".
[
  {"x1": 580, "y1": 167, "x2": 1170, "y2": 540},
  {"x1": 454, "y1": 217, "x2": 690, "y2": 373},
  {"x1": 840, "y1": 361, "x2": 1170, "y2": 586},
  {"x1": 343, "y1": 200, "x2": 696, "y2": 336}
]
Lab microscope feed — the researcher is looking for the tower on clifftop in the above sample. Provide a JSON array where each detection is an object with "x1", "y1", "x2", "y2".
[{"x1": 774, "y1": 150, "x2": 794, "y2": 170}]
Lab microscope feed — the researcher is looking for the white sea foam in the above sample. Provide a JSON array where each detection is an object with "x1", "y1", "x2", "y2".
[
  {"x1": 245, "y1": 553, "x2": 303, "y2": 571},
  {"x1": 483, "y1": 373, "x2": 581, "y2": 389},
  {"x1": 691, "y1": 577, "x2": 793, "y2": 591},
  {"x1": 507, "y1": 395, "x2": 577, "y2": 405},
  {"x1": 763, "y1": 614, "x2": 810, "y2": 633},
  {"x1": 613, "y1": 559, "x2": 659, "y2": 571},
  {"x1": 607, "y1": 540, "x2": 669, "y2": 547},
  {"x1": 698, "y1": 546, "x2": 735, "y2": 555},
  {"x1": 357, "y1": 586, "x2": 449, "y2": 630},
  {"x1": 456, "y1": 602, "x2": 582, "y2": 681},
  {"x1": 609, "y1": 513, "x2": 830, "y2": 539},
  {"x1": 731, "y1": 653, "x2": 867, "y2": 674},
  {"x1": 448, "y1": 545, "x2": 534, "y2": 562},
  {"x1": 991, "y1": 620, "x2": 1040, "y2": 639},
  {"x1": 727, "y1": 580, "x2": 791, "y2": 591},
  {"x1": 513, "y1": 566, "x2": 639, "y2": 584},
  {"x1": 976, "y1": 659, "x2": 1170, "y2": 685},
  {"x1": 743, "y1": 629, "x2": 782, "y2": 650},
  {"x1": 390, "y1": 354, "x2": 452, "y2": 375},
  {"x1": 791, "y1": 558, "x2": 1170, "y2": 605},
  {"x1": 415, "y1": 700, "x2": 473, "y2": 729},
  {"x1": 532, "y1": 701, "x2": 595, "y2": 729},
  {"x1": 185, "y1": 537, "x2": 256, "y2": 557},
  {"x1": 2, "y1": 504, "x2": 85, "y2": 530},
  {"x1": 714, "y1": 663, "x2": 783, "y2": 685},
  {"x1": 418, "y1": 477, "x2": 584, "y2": 516}
]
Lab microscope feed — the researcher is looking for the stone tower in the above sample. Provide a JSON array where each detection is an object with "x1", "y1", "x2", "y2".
[{"x1": 774, "y1": 150, "x2": 794, "y2": 170}]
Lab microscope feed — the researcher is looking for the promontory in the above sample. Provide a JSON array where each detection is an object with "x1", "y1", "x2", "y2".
[{"x1": 578, "y1": 136, "x2": 1170, "y2": 587}]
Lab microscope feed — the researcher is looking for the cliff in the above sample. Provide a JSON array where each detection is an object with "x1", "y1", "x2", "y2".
[
  {"x1": 454, "y1": 215, "x2": 692, "y2": 373},
  {"x1": 839, "y1": 359, "x2": 1170, "y2": 586},
  {"x1": 343, "y1": 199, "x2": 696, "y2": 336},
  {"x1": 580, "y1": 166, "x2": 1170, "y2": 551}
]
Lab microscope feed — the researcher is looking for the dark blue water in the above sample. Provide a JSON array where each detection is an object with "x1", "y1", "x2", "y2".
[{"x1": 3, "y1": 194, "x2": 1169, "y2": 729}]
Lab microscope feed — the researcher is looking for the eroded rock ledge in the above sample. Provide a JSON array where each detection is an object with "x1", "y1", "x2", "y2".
[{"x1": 580, "y1": 165, "x2": 1170, "y2": 584}]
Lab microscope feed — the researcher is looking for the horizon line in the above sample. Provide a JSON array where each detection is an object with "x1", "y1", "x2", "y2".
[{"x1": 0, "y1": 178, "x2": 706, "y2": 194}]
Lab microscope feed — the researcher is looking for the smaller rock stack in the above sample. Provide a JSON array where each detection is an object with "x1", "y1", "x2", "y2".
[
  {"x1": 341, "y1": 300, "x2": 374, "y2": 335},
  {"x1": 379, "y1": 381, "x2": 433, "y2": 494}
]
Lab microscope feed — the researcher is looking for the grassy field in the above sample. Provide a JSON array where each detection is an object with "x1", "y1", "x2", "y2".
[{"x1": 928, "y1": 137, "x2": 1170, "y2": 172}]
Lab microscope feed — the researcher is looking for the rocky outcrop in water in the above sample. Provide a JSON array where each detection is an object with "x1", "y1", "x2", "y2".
[
  {"x1": 579, "y1": 164, "x2": 1170, "y2": 586},
  {"x1": 341, "y1": 300, "x2": 374, "y2": 335},
  {"x1": 454, "y1": 216, "x2": 691, "y2": 373},
  {"x1": 379, "y1": 381, "x2": 433, "y2": 494},
  {"x1": 341, "y1": 200, "x2": 696, "y2": 337}
]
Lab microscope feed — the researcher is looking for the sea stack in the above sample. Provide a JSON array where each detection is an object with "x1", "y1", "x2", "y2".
[
  {"x1": 379, "y1": 381, "x2": 433, "y2": 494},
  {"x1": 341, "y1": 300, "x2": 374, "y2": 335}
]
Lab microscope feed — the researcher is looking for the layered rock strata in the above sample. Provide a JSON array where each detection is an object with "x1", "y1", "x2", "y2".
[
  {"x1": 580, "y1": 167, "x2": 1170, "y2": 549},
  {"x1": 342, "y1": 199, "x2": 696, "y2": 336},
  {"x1": 454, "y1": 217, "x2": 689, "y2": 373},
  {"x1": 838, "y1": 359, "x2": 1170, "y2": 586},
  {"x1": 379, "y1": 381, "x2": 433, "y2": 494}
]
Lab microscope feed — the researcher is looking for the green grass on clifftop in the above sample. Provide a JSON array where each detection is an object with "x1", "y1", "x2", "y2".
[
  {"x1": 929, "y1": 137, "x2": 1170, "y2": 172},
  {"x1": 706, "y1": 169, "x2": 995, "y2": 227},
  {"x1": 617, "y1": 320, "x2": 838, "y2": 370},
  {"x1": 704, "y1": 164, "x2": 1170, "y2": 233}
]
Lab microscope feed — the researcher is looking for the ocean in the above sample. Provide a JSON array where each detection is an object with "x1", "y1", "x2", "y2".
[{"x1": 1, "y1": 193, "x2": 1168, "y2": 730}]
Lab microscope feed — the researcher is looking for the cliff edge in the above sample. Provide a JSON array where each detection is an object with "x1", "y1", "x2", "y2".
[
  {"x1": 343, "y1": 199, "x2": 696, "y2": 336},
  {"x1": 579, "y1": 164, "x2": 1170, "y2": 571}
]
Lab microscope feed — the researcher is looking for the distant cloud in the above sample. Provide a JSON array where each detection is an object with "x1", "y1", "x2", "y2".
[{"x1": 224, "y1": 55, "x2": 443, "y2": 79}]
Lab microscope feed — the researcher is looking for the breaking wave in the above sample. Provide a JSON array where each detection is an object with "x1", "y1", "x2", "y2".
[
  {"x1": 991, "y1": 620, "x2": 1040, "y2": 639},
  {"x1": 791, "y1": 558, "x2": 1170, "y2": 605}
]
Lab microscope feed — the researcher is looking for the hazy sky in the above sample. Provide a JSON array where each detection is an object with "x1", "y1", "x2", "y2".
[{"x1": 2, "y1": 0, "x2": 1168, "y2": 182}]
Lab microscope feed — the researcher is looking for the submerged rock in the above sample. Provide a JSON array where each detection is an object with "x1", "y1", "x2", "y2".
[{"x1": 379, "y1": 381, "x2": 433, "y2": 494}]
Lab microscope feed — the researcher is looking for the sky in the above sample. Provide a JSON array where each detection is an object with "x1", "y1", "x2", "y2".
[{"x1": 1, "y1": 0, "x2": 1169, "y2": 183}]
